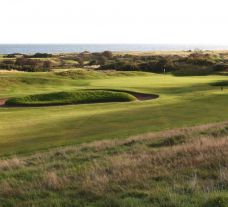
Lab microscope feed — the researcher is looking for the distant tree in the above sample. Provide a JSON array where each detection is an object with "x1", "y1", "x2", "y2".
[
  {"x1": 15, "y1": 57, "x2": 46, "y2": 72},
  {"x1": 2, "y1": 59, "x2": 15, "y2": 64},
  {"x1": 32, "y1": 53, "x2": 52, "y2": 58},
  {"x1": 43, "y1": 60, "x2": 52, "y2": 69},
  {"x1": 102, "y1": 51, "x2": 113, "y2": 59},
  {"x1": 97, "y1": 56, "x2": 107, "y2": 65},
  {"x1": 77, "y1": 57, "x2": 84, "y2": 67},
  {"x1": 4, "y1": 54, "x2": 16, "y2": 58},
  {"x1": 156, "y1": 57, "x2": 174, "y2": 72},
  {"x1": 15, "y1": 57, "x2": 28, "y2": 65}
]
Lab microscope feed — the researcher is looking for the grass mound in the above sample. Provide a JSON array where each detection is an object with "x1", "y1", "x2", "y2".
[{"x1": 6, "y1": 90, "x2": 136, "y2": 106}]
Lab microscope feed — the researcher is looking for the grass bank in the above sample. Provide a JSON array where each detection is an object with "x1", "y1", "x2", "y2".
[{"x1": 5, "y1": 90, "x2": 136, "y2": 106}]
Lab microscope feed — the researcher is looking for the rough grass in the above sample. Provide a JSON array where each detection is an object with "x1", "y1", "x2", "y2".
[
  {"x1": 0, "y1": 122, "x2": 227, "y2": 207},
  {"x1": 5, "y1": 90, "x2": 136, "y2": 106},
  {"x1": 55, "y1": 69, "x2": 148, "y2": 79}
]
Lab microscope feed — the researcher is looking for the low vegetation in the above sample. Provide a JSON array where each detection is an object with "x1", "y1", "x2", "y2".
[
  {"x1": 172, "y1": 67, "x2": 214, "y2": 76},
  {"x1": 0, "y1": 122, "x2": 227, "y2": 207},
  {"x1": 1, "y1": 50, "x2": 228, "y2": 76},
  {"x1": 6, "y1": 90, "x2": 136, "y2": 106}
]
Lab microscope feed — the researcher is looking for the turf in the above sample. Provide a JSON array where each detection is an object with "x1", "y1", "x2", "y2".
[
  {"x1": 0, "y1": 70, "x2": 228, "y2": 156},
  {"x1": 6, "y1": 90, "x2": 136, "y2": 106}
]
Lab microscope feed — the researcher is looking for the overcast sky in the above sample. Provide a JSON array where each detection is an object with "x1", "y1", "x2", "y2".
[{"x1": 1, "y1": 0, "x2": 228, "y2": 44}]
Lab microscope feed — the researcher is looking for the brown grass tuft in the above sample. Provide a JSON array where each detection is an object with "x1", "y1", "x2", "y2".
[
  {"x1": 42, "y1": 172, "x2": 66, "y2": 191},
  {"x1": 0, "y1": 157, "x2": 24, "y2": 171},
  {"x1": 0, "y1": 181, "x2": 22, "y2": 197},
  {"x1": 81, "y1": 171, "x2": 110, "y2": 196}
]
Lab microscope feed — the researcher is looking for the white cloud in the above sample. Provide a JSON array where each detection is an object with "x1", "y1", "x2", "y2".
[{"x1": 1, "y1": 0, "x2": 228, "y2": 44}]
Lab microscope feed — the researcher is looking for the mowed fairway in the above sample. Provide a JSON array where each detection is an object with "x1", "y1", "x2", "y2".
[{"x1": 0, "y1": 71, "x2": 228, "y2": 156}]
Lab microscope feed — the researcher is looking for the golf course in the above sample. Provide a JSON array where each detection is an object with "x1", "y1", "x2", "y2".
[
  {"x1": 0, "y1": 70, "x2": 227, "y2": 156},
  {"x1": 0, "y1": 66, "x2": 228, "y2": 206},
  {"x1": 0, "y1": 0, "x2": 228, "y2": 204},
  {"x1": 1, "y1": 0, "x2": 228, "y2": 205},
  {"x1": 0, "y1": 50, "x2": 228, "y2": 206}
]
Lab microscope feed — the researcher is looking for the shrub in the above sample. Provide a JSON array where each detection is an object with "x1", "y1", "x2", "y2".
[
  {"x1": 184, "y1": 53, "x2": 220, "y2": 66},
  {"x1": 213, "y1": 64, "x2": 228, "y2": 72},
  {"x1": 2, "y1": 60, "x2": 15, "y2": 64},
  {"x1": 23, "y1": 53, "x2": 52, "y2": 58},
  {"x1": 211, "y1": 81, "x2": 228, "y2": 86},
  {"x1": 101, "y1": 57, "x2": 176, "y2": 73},
  {"x1": 14, "y1": 57, "x2": 51, "y2": 72},
  {"x1": 4, "y1": 53, "x2": 21, "y2": 58},
  {"x1": 101, "y1": 61, "x2": 140, "y2": 71},
  {"x1": 173, "y1": 67, "x2": 213, "y2": 76},
  {"x1": 0, "y1": 63, "x2": 18, "y2": 70},
  {"x1": 43, "y1": 60, "x2": 53, "y2": 69},
  {"x1": 102, "y1": 51, "x2": 113, "y2": 59}
]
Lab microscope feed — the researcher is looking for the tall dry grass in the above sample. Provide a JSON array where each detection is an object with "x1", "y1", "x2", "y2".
[{"x1": 0, "y1": 121, "x2": 227, "y2": 206}]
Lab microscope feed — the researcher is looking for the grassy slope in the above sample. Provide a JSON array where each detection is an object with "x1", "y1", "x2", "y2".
[
  {"x1": 6, "y1": 91, "x2": 136, "y2": 106},
  {"x1": 0, "y1": 71, "x2": 228, "y2": 155},
  {"x1": 0, "y1": 122, "x2": 227, "y2": 207}
]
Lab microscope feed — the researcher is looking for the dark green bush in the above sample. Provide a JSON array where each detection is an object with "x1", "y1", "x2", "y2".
[
  {"x1": 31, "y1": 53, "x2": 52, "y2": 58},
  {"x1": 173, "y1": 67, "x2": 213, "y2": 76},
  {"x1": 101, "y1": 56, "x2": 176, "y2": 73},
  {"x1": 211, "y1": 81, "x2": 228, "y2": 86},
  {"x1": 213, "y1": 64, "x2": 228, "y2": 72},
  {"x1": 184, "y1": 53, "x2": 220, "y2": 66},
  {"x1": 102, "y1": 51, "x2": 113, "y2": 59}
]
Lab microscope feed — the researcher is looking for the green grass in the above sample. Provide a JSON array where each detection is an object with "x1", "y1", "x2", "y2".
[
  {"x1": 6, "y1": 90, "x2": 136, "y2": 106},
  {"x1": 0, "y1": 70, "x2": 228, "y2": 156},
  {"x1": 0, "y1": 122, "x2": 227, "y2": 207}
]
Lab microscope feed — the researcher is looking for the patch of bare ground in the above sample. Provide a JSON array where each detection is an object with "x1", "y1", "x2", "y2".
[
  {"x1": 0, "y1": 98, "x2": 7, "y2": 106},
  {"x1": 123, "y1": 91, "x2": 159, "y2": 101}
]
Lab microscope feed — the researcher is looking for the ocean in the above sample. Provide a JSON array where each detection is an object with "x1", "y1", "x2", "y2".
[{"x1": 0, "y1": 44, "x2": 228, "y2": 54}]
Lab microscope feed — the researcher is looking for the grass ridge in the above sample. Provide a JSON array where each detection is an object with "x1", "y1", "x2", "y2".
[{"x1": 5, "y1": 90, "x2": 136, "y2": 106}]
